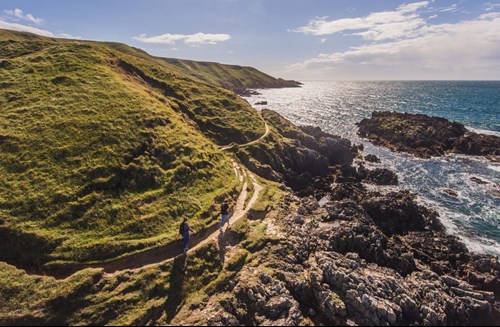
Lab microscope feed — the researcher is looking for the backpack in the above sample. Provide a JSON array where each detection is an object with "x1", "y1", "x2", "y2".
[
  {"x1": 179, "y1": 222, "x2": 186, "y2": 235},
  {"x1": 221, "y1": 203, "x2": 229, "y2": 215}
]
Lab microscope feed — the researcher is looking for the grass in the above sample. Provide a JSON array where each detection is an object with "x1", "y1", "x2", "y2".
[
  {"x1": 0, "y1": 241, "x2": 226, "y2": 326},
  {"x1": 156, "y1": 57, "x2": 300, "y2": 93},
  {"x1": 0, "y1": 29, "x2": 267, "y2": 266},
  {"x1": 250, "y1": 175, "x2": 283, "y2": 215},
  {"x1": 0, "y1": 28, "x2": 291, "y2": 326}
]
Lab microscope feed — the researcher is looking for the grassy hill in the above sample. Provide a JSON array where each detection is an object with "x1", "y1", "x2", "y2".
[
  {"x1": 157, "y1": 58, "x2": 302, "y2": 93},
  {"x1": 0, "y1": 29, "x2": 267, "y2": 267}
]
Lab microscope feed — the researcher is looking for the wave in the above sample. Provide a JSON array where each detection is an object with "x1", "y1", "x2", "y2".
[{"x1": 466, "y1": 126, "x2": 500, "y2": 137}]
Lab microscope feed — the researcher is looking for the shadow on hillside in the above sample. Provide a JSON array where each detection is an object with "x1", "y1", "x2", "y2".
[
  {"x1": 217, "y1": 230, "x2": 227, "y2": 265},
  {"x1": 164, "y1": 254, "x2": 187, "y2": 323}
]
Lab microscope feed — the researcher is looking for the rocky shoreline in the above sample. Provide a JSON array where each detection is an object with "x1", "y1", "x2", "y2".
[
  {"x1": 189, "y1": 110, "x2": 500, "y2": 326},
  {"x1": 176, "y1": 176, "x2": 500, "y2": 326},
  {"x1": 357, "y1": 111, "x2": 500, "y2": 159}
]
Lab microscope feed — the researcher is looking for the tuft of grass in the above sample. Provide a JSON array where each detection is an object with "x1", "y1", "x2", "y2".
[{"x1": 250, "y1": 175, "x2": 283, "y2": 215}]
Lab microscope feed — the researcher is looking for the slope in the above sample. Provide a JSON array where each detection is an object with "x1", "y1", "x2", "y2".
[
  {"x1": 156, "y1": 57, "x2": 302, "y2": 93},
  {"x1": 0, "y1": 29, "x2": 265, "y2": 268}
]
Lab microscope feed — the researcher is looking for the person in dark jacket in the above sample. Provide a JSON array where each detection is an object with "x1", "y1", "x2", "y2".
[
  {"x1": 179, "y1": 217, "x2": 195, "y2": 254},
  {"x1": 220, "y1": 200, "x2": 230, "y2": 232}
]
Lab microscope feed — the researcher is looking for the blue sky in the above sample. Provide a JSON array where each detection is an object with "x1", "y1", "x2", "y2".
[{"x1": 1, "y1": 0, "x2": 499, "y2": 80}]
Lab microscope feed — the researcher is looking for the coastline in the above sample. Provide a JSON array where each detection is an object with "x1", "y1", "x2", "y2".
[
  {"x1": 173, "y1": 108, "x2": 500, "y2": 325},
  {"x1": 242, "y1": 84, "x2": 500, "y2": 259}
]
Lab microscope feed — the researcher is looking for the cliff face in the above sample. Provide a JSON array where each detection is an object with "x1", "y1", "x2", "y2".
[
  {"x1": 171, "y1": 189, "x2": 500, "y2": 326},
  {"x1": 235, "y1": 109, "x2": 360, "y2": 194},
  {"x1": 168, "y1": 112, "x2": 500, "y2": 326}
]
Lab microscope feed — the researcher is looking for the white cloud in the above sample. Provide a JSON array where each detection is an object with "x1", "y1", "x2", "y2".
[
  {"x1": 0, "y1": 20, "x2": 53, "y2": 37},
  {"x1": 287, "y1": 12, "x2": 500, "y2": 80},
  {"x1": 1, "y1": 9, "x2": 81, "y2": 39},
  {"x1": 484, "y1": 2, "x2": 500, "y2": 11},
  {"x1": 439, "y1": 4, "x2": 458, "y2": 12},
  {"x1": 133, "y1": 32, "x2": 231, "y2": 46},
  {"x1": 4, "y1": 8, "x2": 44, "y2": 25},
  {"x1": 429, "y1": 14, "x2": 438, "y2": 19},
  {"x1": 320, "y1": 38, "x2": 327, "y2": 43},
  {"x1": 58, "y1": 33, "x2": 82, "y2": 40},
  {"x1": 290, "y1": 1, "x2": 429, "y2": 41}
]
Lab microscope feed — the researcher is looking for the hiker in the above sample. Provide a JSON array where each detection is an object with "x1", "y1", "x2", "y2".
[
  {"x1": 179, "y1": 217, "x2": 194, "y2": 254},
  {"x1": 220, "y1": 200, "x2": 230, "y2": 231}
]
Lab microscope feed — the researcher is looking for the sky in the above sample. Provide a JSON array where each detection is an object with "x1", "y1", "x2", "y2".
[{"x1": 1, "y1": 0, "x2": 499, "y2": 80}]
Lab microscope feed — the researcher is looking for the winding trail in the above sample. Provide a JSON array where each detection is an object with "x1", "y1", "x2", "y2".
[
  {"x1": 40, "y1": 122, "x2": 268, "y2": 279},
  {"x1": 219, "y1": 121, "x2": 270, "y2": 151}
]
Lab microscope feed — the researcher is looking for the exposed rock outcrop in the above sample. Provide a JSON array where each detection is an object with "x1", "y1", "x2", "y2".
[
  {"x1": 358, "y1": 111, "x2": 500, "y2": 159},
  {"x1": 237, "y1": 110, "x2": 359, "y2": 193},
  {"x1": 181, "y1": 183, "x2": 500, "y2": 326}
]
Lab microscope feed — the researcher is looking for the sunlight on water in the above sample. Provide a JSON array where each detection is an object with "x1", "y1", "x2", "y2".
[{"x1": 245, "y1": 81, "x2": 500, "y2": 256}]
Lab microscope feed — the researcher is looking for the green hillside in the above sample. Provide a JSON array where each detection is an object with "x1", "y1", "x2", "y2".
[
  {"x1": 157, "y1": 57, "x2": 302, "y2": 93},
  {"x1": 0, "y1": 29, "x2": 266, "y2": 267}
]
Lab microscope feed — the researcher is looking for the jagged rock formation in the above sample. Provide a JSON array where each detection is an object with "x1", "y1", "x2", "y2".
[
  {"x1": 181, "y1": 184, "x2": 500, "y2": 326},
  {"x1": 236, "y1": 109, "x2": 360, "y2": 193},
  {"x1": 358, "y1": 111, "x2": 500, "y2": 158}
]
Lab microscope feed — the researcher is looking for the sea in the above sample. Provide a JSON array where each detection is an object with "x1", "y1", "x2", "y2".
[{"x1": 243, "y1": 81, "x2": 500, "y2": 256}]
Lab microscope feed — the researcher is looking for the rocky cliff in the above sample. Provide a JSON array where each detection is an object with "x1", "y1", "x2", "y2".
[{"x1": 167, "y1": 111, "x2": 500, "y2": 325}]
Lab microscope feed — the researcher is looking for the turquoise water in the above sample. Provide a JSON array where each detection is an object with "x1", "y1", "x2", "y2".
[{"x1": 245, "y1": 81, "x2": 500, "y2": 256}]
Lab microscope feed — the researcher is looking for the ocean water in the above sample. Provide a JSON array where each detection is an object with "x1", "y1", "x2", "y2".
[{"x1": 244, "y1": 81, "x2": 500, "y2": 256}]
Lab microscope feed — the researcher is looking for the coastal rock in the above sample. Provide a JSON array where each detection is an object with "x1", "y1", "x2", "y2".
[
  {"x1": 361, "y1": 191, "x2": 443, "y2": 236},
  {"x1": 239, "y1": 110, "x2": 358, "y2": 192},
  {"x1": 440, "y1": 188, "x2": 459, "y2": 197},
  {"x1": 177, "y1": 180, "x2": 500, "y2": 326},
  {"x1": 470, "y1": 177, "x2": 489, "y2": 185},
  {"x1": 357, "y1": 111, "x2": 500, "y2": 158},
  {"x1": 205, "y1": 268, "x2": 309, "y2": 326},
  {"x1": 365, "y1": 154, "x2": 381, "y2": 163},
  {"x1": 453, "y1": 133, "x2": 500, "y2": 156},
  {"x1": 357, "y1": 164, "x2": 399, "y2": 185},
  {"x1": 237, "y1": 89, "x2": 261, "y2": 96},
  {"x1": 300, "y1": 125, "x2": 357, "y2": 166}
]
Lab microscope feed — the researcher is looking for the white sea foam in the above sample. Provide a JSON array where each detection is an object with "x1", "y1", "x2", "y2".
[
  {"x1": 418, "y1": 197, "x2": 500, "y2": 257},
  {"x1": 467, "y1": 126, "x2": 500, "y2": 137},
  {"x1": 488, "y1": 165, "x2": 500, "y2": 173}
]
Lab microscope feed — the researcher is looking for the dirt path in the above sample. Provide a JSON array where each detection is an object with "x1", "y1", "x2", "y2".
[
  {"x1": 219, "y1": 121, "x2": 269, "y2": 151},
  {"x1": 42, "y1": 161, "x2": 263, "y2": 279},
  {"x1": 38, "y1": 119, "x2": 270, "y2": 279}
]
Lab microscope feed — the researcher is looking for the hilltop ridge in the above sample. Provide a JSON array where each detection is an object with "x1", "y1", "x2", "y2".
[{"x1": 158, "y1": 57, "x2": 301, "y2": 94}]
